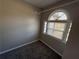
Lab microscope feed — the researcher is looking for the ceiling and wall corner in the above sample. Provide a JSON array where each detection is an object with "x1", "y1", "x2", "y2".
[
  {"x1": 23, "y1": 0, "x2": 76, "y2": 13},
  {"x1": 24, "y1": 0, "x2": 61, "y2": 8},
  {"x1": 41, "y1": 0, "x2": 75, "y2": 10}
]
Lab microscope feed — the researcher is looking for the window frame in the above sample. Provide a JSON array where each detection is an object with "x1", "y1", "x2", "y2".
[{"x1": 43, "y1": 10, "x2": 72, "y2": 43}]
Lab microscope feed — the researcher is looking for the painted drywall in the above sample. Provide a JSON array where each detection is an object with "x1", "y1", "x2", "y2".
[
  {"x1": 62, "y1": 2, "x2": 79, "y2": 59},
  {"x1": 40, "y1": 1, "x2": 79, "y2": 56},
  {"x1": 0, "y1": 0, "x2": 40, "y2": 53},
  {"x1": 0, "y1": 0, "x2": 3, "y2": 53}
]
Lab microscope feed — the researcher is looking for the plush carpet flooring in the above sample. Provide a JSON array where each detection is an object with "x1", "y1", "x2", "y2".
[{"x1": 0, "y1": 41, "x2": 61, "y2": 59}]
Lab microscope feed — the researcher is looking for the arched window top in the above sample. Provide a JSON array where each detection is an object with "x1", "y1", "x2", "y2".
[{"x1": 49, "y1": 10, "x2": 68, "y2": 21}]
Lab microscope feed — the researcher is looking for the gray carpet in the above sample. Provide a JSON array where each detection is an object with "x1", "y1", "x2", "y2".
[{"x1": 0, "y1": 41, "x2": 61, "y2": 59}]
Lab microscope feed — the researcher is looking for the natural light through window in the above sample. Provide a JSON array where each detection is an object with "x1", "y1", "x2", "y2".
[
  {"x1": 43, "y1": 22, "x2": 47, "y2": 33},
  {"x1": 49, "y1": 12, "x2": 67, "y2": 20},
  {"x1": 47, "y1": 22, "x2": 66, "y2": 39},
  {"x1": 43, "y1": 10, "x2": 72, "y2": 42}
]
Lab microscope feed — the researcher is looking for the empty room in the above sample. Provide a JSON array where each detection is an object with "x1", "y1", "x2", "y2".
[{"x1": 0, "y1": 0, "x2": 79, "y2": 59}]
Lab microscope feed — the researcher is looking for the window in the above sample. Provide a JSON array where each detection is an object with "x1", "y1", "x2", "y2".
[
  {"x1": 43, "y1": 22, "x2": 47, "y2": 33},
  {"x1": 43, "y1": 10, "x2": 72, "y2": 42},
  {"x1": 49, "y1": 12, "x2": 67, "y2": 20}
]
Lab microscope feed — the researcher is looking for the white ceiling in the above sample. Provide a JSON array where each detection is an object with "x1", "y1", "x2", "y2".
[{"x1": 24, "y1": 0, "x2": 61, "y2": 8}]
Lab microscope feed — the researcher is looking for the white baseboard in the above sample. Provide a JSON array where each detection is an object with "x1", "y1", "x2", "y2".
[
  {"x1": 40, "y1": 40, "x2": 63, "y2": 57},
  {"x1": 0, "y1": 40, "x2": 38, "y2": 55}
]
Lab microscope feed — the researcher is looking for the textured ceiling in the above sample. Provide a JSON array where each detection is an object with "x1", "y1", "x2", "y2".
[{"x1": 24, "y1": 0, "x2": 61, "y2": 8}]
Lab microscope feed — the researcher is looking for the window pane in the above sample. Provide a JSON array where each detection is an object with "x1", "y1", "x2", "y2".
[
  {"x1": 52, "y1": 31, "x2": 63, "y2": 39},
  {"x1": 43, "y1": 22, "x2": 47, "y2": 33},
  {"x1": 48, "y1": 22, "x2": 54, "y2": 29},
  {"x1": 47, "y1": 22, "x2": 54, "y2": 36},
  {"x1": 54, "y1": 23, "x2": 66, "y2": 31},
  {"x1": 49, "y1": 16, "x2": 56, "y2": 20},
  {"x1": 47, "y1": 29, "x2": 54, "y2": 35},
  {"x1": 49, "y1": 12, "x2": 67, "y2": 20},
  {"x1": 47, "y1": 22, "x2": 65, "y2": 39},
  {"x1": 47, "y1": 29, "x2": 63, "y2": 39},
  {"x1": 58, "y1": 12, "x2": 67, "y2": 20}
]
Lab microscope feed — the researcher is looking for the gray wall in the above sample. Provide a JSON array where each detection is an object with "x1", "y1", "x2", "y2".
[
  {"x1": 63, "y1": 2, "x2": 79, "y2": 59},
  {"x1": 40, "y1": 1, "x2": 79, "y2": 56},
  {"x1": 0, "y1": 0, "x2": 40, "y2": 53}
]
